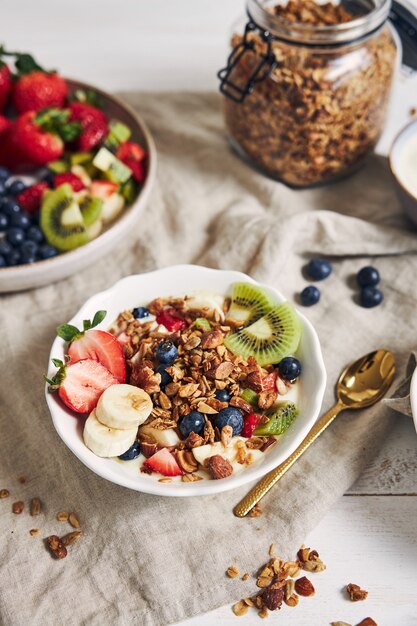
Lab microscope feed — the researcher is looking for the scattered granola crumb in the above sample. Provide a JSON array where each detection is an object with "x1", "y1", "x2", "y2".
[
  {"x1": 242, "y1": 573, "x2": 250, "y2": 581},
  {"x1": 61, "y1": 531, "x2": 83, "y2": 547},
  {"x1": 268, "y1": 543, "x2": 275, "y2": 556},
  {"x1": 47, "y1": 535, "x2": 67, "y2": 559},
  {"x1": 158, "y1": 478, "x2": 172, "y2": 483},
  {"x1": 258, "y1": 607, "x2": 269, "y2": 619},
  {"x1": 227, "y1": 565, "x2": 240, "y2": 578},
  {"x1": 30, "y1": 497, "x2": 41, "y2": 516},
  {"x1": 68, "y1": 512, "x2": 80, "y2": 529},
  {"x1": 356, "y1": 619, "x2": 377, "y2": 626},
  {"x1": 410, "y1": 107, "x2": 417, "y2": 117},
  {"x1": 56, "y1": 511, "x2": 69, "y2": 522},
  {"x1": 18, "y1": 476, "x2": 26, "y2": 484},
  {"x1": 331, "y1": 622, "x2": 352, "y2": 626},
  {"x1": 248, "y1": 503, "x2": 262, "y2": 518},
  {"x1": 232, "y1": 601, "x2": 249, "y2": 617},
  {"x1": 29, "y1": 528, "x2": 40, "y2": 537},
  {"x1": 0, "y1": 489, "x2": 10, "y2": 499},
  {"x1": 12, "y1": 501, "x2": 24, "y2": 514},
  {"x1": 346, "y1": 583, "x2": 368, "y2": 602}
]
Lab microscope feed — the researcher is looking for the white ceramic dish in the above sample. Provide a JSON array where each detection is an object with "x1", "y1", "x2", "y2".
[
  {"x1": 389, "y1": 119, "x2": 417, "y2": 227},
  {"x1": 409, "y1": 366, "x2": 417, "y2": 434},
  {"x1": 0, "y1": 79, "x2": 157, "y2": 293},
  {"x1": 45, "y1": 265, "x2": 327, "y2": 496}
]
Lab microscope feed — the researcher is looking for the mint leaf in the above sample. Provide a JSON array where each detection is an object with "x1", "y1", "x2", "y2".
[
  {"x1": 57, "y1": 324, "x2": 80, "y2": 342},
  {"x1": 58, "y1": 121, "x2": 82, "y2": 142},
  {"x1": 51, "y1": 358, "x2": 64, "y2": 368},
  {"x1": 92, "y1": 310, "x2": 107, "y2": 328},
  {"x1": 15, "y1": 53, "x2": 44, "y2": 75}
]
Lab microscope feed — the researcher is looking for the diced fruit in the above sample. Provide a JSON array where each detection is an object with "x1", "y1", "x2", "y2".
[
  {"x1": 0, "y1": 63, "x2": 12, "y2": 113},
  {"x1": 179, "y1": 410, "x2": 205, "y2": 437},
  {"x1": 119, "y1": 178, "x2": 137, "y2": 204},
  {"x1": 254, "y1": 402, "x2": 298, "y2": 436},
  {"x1": 214, "y1": 407, "x2": 244, "y2": 436},
  {"x1": 227, "y1": 282, "x2": 277, "y2": 327},
  {"x1": 71, "y1": 164, "x2": 92, "y2": 186},
  {"x1": 40, "y1": 184, "x2": 89, "y2": 251},
  {"x1": 278, "y1": 357, "x2": 301, "y2": 381},
  {"x1": 46, "y1": 358, "x2": 118, "y2": 414},
  {"x1": 241, "y1": 413, "x2": 263, "y2": 438},
  {"x1": 191, "y1": 438, "x2": 264, "y2": 472},
  {"x1": 101, "y1": 192, "x2": 124, "y2": 224},
  {"x1": 48, "y1": 160, "x2": 68, "y2": 174},
  {"x1": 357, "y1": 266, "x2": 380, "y2": 288},
  {"x1": 54, "y1": 172, "x2": 85, "y2": 192},
  {"x1": 67, "y1": 328, "x2": 127, "y2": 383},
  {"x1": 139, "y1": 426, "x2": 180, "y2": 447},
  {"x1": 156, "y1": 307, "x2": 186, "y2": 332},
  {"x1": 86, "y1": 218, "x2": 103, "y2": 240},
  {"x1": 79, "y1": 195, "x2": 102, "y2": 227},
  {"x1": 69, "y1": 102, "x2": 108, "y2": 151},
  {"x1": 240, "y1": 388, "x2": 259, "y2": 406},
  {"x1": 17, "y1": 182, "x2": 49, "y2": 216},
  {"x1": 70, "y1": 151, "x2": 93, "y2": 166},
  {"x1": 359, "y1": 286, "x2": 383, "y2": 308},
  {"x1": 13, "y1": 70, "x2": 67, "y2": 113},
  {"x1": 83, "y1": 408, "x2": 137, "y2": 457},
  {"x1": 156, "y1": 340, "x2": 178, "y2": 364},
  {"x1": 194, "y1": 317, "x2": 211, "y2": 331},
  {"x1": 93, "y1": 147, "x2": 132, "y2": 183},
  {"x1": 224, "y1": 302, "x2": 302, "y2": 367},
  {"x1": 14, "y1": 111, "x2": 64, "y2": 166},
  {"x1": 104, "y1": 120, "x2": 131, "y2": 152},
  {"x1": 215, "y1": 388, "x2": 231, "y2": 403},
  {"x1": 262, "y1": 370, "x2": 278, "y2": 391},
  {"x1": 118, "y1": 441, "x2": 141, "y2": 461},
  {"x1": 300, "y1": 286, "x2": 320, "y2": 307},
  {"x1": 306, "y1": 258, "x2": 332, "y2": 281},
  {"x1": 143, "y1": 448, "x2": 183, "y2": 477},
  {"x1": 96, "y1": 384, "x2": 152, "y2": 429},
  {"x1": 90, "y1": 179, "x2": 119, "y2": 200},
  {"x1": 117, "y1": 141, "x2": 145, "y2": 163}
]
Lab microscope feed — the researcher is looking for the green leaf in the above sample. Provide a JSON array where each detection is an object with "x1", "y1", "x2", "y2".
[
  {"x1": 58, "y1": 121, "x2": 82, "y2": 142},
  {"x1": 51, "y1": 358, "x2": 64, "y2": 368},
  {"x1": 45, "y1": 358, "x2": 67, "y2": 390},
  {"x1": 15, "y1": 52, "x2": 44, "y2": 75},
  {"x1": 57, "y1": 323, "x2": 80, "y2": 342},
  {"x1": 73, "y1": 88, "x2": 103, "y2": 109},
  {"x1": 91, "y1": 310, "x2": 107, "y2": 328}
]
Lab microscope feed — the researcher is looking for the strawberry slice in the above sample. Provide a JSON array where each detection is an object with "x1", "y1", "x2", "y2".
[
  {"x1": 54, "y1": 172, "x2": 85, "y2": 192},
  {"x1": 90, "y1": 180, "x2": 118, "y2": 200},
  {"x1": 156, "y1": 307, "x2": 186, "y2": 332},
  {"x1": 116, "y1": 142, "x2": 146, "y2": 183},
  {"x1": 68, "y1": 330, "x2": 126, "y2": 383},
  {"x1": 262, "y1": 371, "x2": 278, "y2": 392},
  {"x1": 17, "y1": 182, "x2": 49, "y2": 215},
  {"x1": 241, "y1": 413, "x2": 263, "y2": 438},
  {"x1": 143, "y1": 448, "x2": 183, "y2": 476},
  {"x1": 53, "y1": 359, "x2": 118, "y2": 414}
]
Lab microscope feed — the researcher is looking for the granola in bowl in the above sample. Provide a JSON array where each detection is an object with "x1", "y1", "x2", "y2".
[{"x1": 45, "y1": 266, "x2": 326, "y2": 496}]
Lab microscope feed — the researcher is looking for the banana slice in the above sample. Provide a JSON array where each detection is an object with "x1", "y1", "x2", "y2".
[
  {"x1": 96, "y1": 384, "x2": 152, "y2": 430},
  {"x1": 83, "y1": 409, "x2": 138, "y2": 458},
  {"x1": 139, "y1": 425, "x2": 180, "y2": 447},
  {"x1": 192, "y1": 438, "x2": 264, "y2": 467},
  {"x1": 101, "y1": 193, "x2": 125, "y2": 224}
]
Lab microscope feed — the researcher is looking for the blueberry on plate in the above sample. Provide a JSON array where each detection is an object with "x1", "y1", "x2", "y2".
[
  {"x1": 306, "y1": 258, "x2": 332, "y2": 281},
  {"x1": 26, "y1": 225, "x2": 44, "y2": 244},
  {"x1": 10, "y1": 212, "x2": 30, "y2": 230},
  {"x1": 1, "y1": 198, "x2": 21, "y2": 217},
  {"x1": 179, "y1": 410, "x2": 205, "y2": 437},
  {"x1": 118, "y1": 441, "x2": 141, "y2": 461},
  {"x1": 278, "y1": 357, "x2": 301, "y2": 381},
  {"x1": 0, "y1": 254, "x2": 6, "y2": 267},
  {"x1": 214, "y1": 407, "x2": 244, "y2": 436},
  {"x1": 6, "y1": 248, "x2": 21, "y2": 266},
  {"x1": 0, "y1": 213, "x2": 9, "y2": 231},
  {"x1": 215, "y1": 388, "x2": 231, "y2": 403},
  {"x1": 156, "y1": 340, "x2": 178, "y2": 364},
  {"x1": 38, "y1": 244, "x2": 58, "y2": 259},
  {"x1": 359, "y1": 287, "x2": 383, "y2": 308},
  {"x1": 6, "y1": 179, "x2": 26, "y2": 195},
  {"x1": 0, "y1": 167, "x2": 10, "y2": 183},
  {"x1": 133, "y1": 306, "x2": 150, "y2": 319},
  {"x1": 6, "y1": 227, "x2": 25, "y2": 247},
  {"x1": 300, "y1": 285, "x2": 320, "y2": 306},
  {"x1": 357, "y1": 266, "x2": 380, "y2": 288},
  {"x1": 155, "y1": 364, "x2": 173, "y2": 389}
]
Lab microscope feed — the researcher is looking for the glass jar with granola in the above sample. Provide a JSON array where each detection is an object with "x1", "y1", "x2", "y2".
[{"x1": 218, "y1": 0, "x2": 399, "y2": 187}]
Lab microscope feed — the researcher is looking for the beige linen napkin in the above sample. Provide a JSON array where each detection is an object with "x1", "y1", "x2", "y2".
[{"x1": 1, "y1": 93, "x2": 417, "y2": 626}]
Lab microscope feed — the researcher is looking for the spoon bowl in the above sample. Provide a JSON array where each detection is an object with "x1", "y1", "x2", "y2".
[{"x1": 337, "y1": 349, "x2": 396, "y2": 409}]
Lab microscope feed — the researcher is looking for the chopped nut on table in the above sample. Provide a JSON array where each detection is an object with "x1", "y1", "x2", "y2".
[
  {"x1": 356, "y1": 619, "x2": 378, "y2": 626},
  {"x1": 346, "y1": 583, "x2": 368, "y2": 602},
  {"x1": 12, "y1": 501, "x2": 24, "y2": 514},
  {"x1": 227, "y1": 565, "x2": 240, "y2": 579},
  {"x1": 47, "y1": 535, "x2": 67, "y2": 559},
  {"x1": 0, "y1": 489, "x2": 10, "y2": 499}
]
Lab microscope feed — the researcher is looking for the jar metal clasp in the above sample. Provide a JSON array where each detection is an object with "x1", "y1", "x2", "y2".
[{"x1": 217, "y1": 19, "x2": 276, "y2": 103}]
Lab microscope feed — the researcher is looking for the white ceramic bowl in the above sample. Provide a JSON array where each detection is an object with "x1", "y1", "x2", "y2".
[
  {"x1": 409, "y1": 366, "x2": 417, "y2": 433},
  {"x1": 45, "y1": 265, "x2": 326, "y2": 496},
  {"x1": 0, "y1": 79, "x2": 157, "y2": 293},
  {"x1": 389, "y1": 119, "x2": 417, "y2": 226}
]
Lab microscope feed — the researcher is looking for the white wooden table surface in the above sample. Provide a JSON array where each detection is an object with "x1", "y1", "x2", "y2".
[{"x1": 3, "y1": 1, "x2": 417, "y2": 624}]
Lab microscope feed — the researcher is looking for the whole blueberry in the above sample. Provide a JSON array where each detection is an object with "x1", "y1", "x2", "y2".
[
  {"x1": 133, "y1": 306, "x2": 150, "y2": 319},
  {"x1": 39, "y1": 244, "x2": 58, "y2": 259},
  {"x1": 306, "y1": 258, "x2": 332, "y2": 281},
  {"x1": 10, "y1": 212, "x2": 30, "y2": 230},
  {"x1": 6, "y1": 248, "x2": 21, "y2": 266},
  {"x1": 0, "y1": 239, "x2": 12, "y2": 256},
  {"x1": 300, "y1": 285, "x2": 320, "y2": 306},
  {"x1": 118, "y1": 441, "x2": 141, "y2": 461},
  {"x1": 20, "y1": 240, "x2": 38, "y2": 256},
  {"x1": 0, "y1": 182, "x2": 6, "y2": 197},
  {"x1": 6, "y1": 227, "x2": 25, "y2": 247},
  {"x1": 0, "y1": 167, "x2": 10, "y2": 183},
  {"x1": 0, "y1": 254, "x2": 6, "y2": 267},
  {"x1": 1, "y1": 198, "x2": 21, "y2": 217},
  {"x1": 215, "y1": 388, "x2": 231, "y2": 403},
  {"x1": 357, "y1": 266, "x2": 380, "y2": 288},
  {"x1": 359, "y1": 287, "x2": 383, "y2": 308},
  {"x1": 179, "y1": 410, "x2": 205, "y2": 437},
  {"x1": 6, "y1": 179, "x2": 26, "y2": 195},
  {"x1": 156, "y1": 340, "x2": 178, "y2": 364},
  {"x1": 155, "y1": 364, "x2": 173, "y2": 389},
  {"x1": 20, "y1": 251, "x2": 36, "y2": 264},
  {"x1": 0, "y1": 213, "x2": 9, "y2": 231},
  {"x1": 214, "y1": 407, "x2": 244, "y2": 436},
  {"x1": 278, "y1": 357, "x2": 301, "y2": 381},
  {"x1": 26, "y1": 225, "x2": 44, "y2": 243}
]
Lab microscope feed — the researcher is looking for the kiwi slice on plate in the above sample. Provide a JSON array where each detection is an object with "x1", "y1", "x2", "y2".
[
  {"x1": 226, "y1": 282, "x2": 277, "y2": 327},
  {"x1": 224, "y1": 302, "x2": 302, "y2": 366},
  {"x1": 40, "y1": 184, "x2": 89, "y2": 251},
  {"x1": 254, "y1": 401, "x2": 298, "y2": 436},
  {"x1": 79, "y1": 195, "x2": 103, "y2": 227}
]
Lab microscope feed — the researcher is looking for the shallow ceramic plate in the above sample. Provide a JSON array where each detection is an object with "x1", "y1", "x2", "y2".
[
  {"x1": 45, "y1": 265, "x2": 327, "y2": 496},
  {"x1": 409, "y1": 366, "x2": 417, "y2": 433},
  {"x1": 0, "y1": 79, "x2": 156, "y2": 293}
]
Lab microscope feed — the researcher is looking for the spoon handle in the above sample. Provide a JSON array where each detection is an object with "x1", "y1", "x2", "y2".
[{"x1": 233, "y1": 400, "x2": 345, "y2": 518}]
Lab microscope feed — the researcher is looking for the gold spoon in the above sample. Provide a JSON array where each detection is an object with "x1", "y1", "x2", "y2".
[{"x1": 234, "y1": 349, "x2": 395, "y2": 518}]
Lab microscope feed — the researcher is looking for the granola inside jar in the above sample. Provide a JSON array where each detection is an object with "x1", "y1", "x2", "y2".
[{"x1": 219, "y1": 0, "x2": 398, "y2": 187}]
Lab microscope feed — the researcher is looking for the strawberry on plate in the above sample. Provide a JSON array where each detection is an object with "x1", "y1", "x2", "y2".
[
  {"x1": 116, "y1": 141, "x2": 146, "y2": 183},
  {"x1": 69, "y1": 102, "x2": 108, "y2": 151},
  {"x1": 156, "y1": 307, "x2": 186, "y2": 332},
  {"x1": 54, "y1": 172, "x2": 85, "y2": 192},
  {"x1": 14, "y1": 111, "x2": 64, "y2": 166},
  {"x1": 17, "y1": 182, "x2": 49, "y2": 215},
  {"x1": 0, "y1": 62, "x2": 12, "y2": 112},
  {"x1": 57, "y1": 310, "x2": 127, "y2": 383},
  {"x1": 46, "y1": 358, "x2": 118, "y2": 414},
  {"x1": 143, "y1": 448, "x2": 183, "y2": 477}
]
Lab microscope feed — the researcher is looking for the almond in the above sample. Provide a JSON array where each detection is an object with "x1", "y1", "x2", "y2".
[
  {"x1": 200, "y1": 330, "x2": 224, "y2": 349},
  {"x1": 207, "y1": 455, "x2": 233, "y2": 479},
  {"x1": 295, "y1": 576, "x2": 315, "y2": 597},
  {"x1": 30, "y1": 497, "x2": 41, "y2": 516},
  {"x1": 47, "y1": 535, "x2": 67, "y2": 559}
]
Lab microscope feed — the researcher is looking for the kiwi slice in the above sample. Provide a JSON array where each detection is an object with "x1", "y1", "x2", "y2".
[
  {"x1": 240, "y1": 388, "x2": 258, "y2": 406},
  {"x1": 254, "y1": 402, "x2": 298, "y2": 436},
  {"x1": 226, "y1": 282, "x2": 277, "y2": 327},
  {"x1": 79, "y1": 195, "x2": 103, "y2": 227},
  {"x1": 224, "y1": 302, "x2": 302, "y2": 367},
  {"x1": 40, "y1": 184, "x2": 89, "y2": 251}
]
